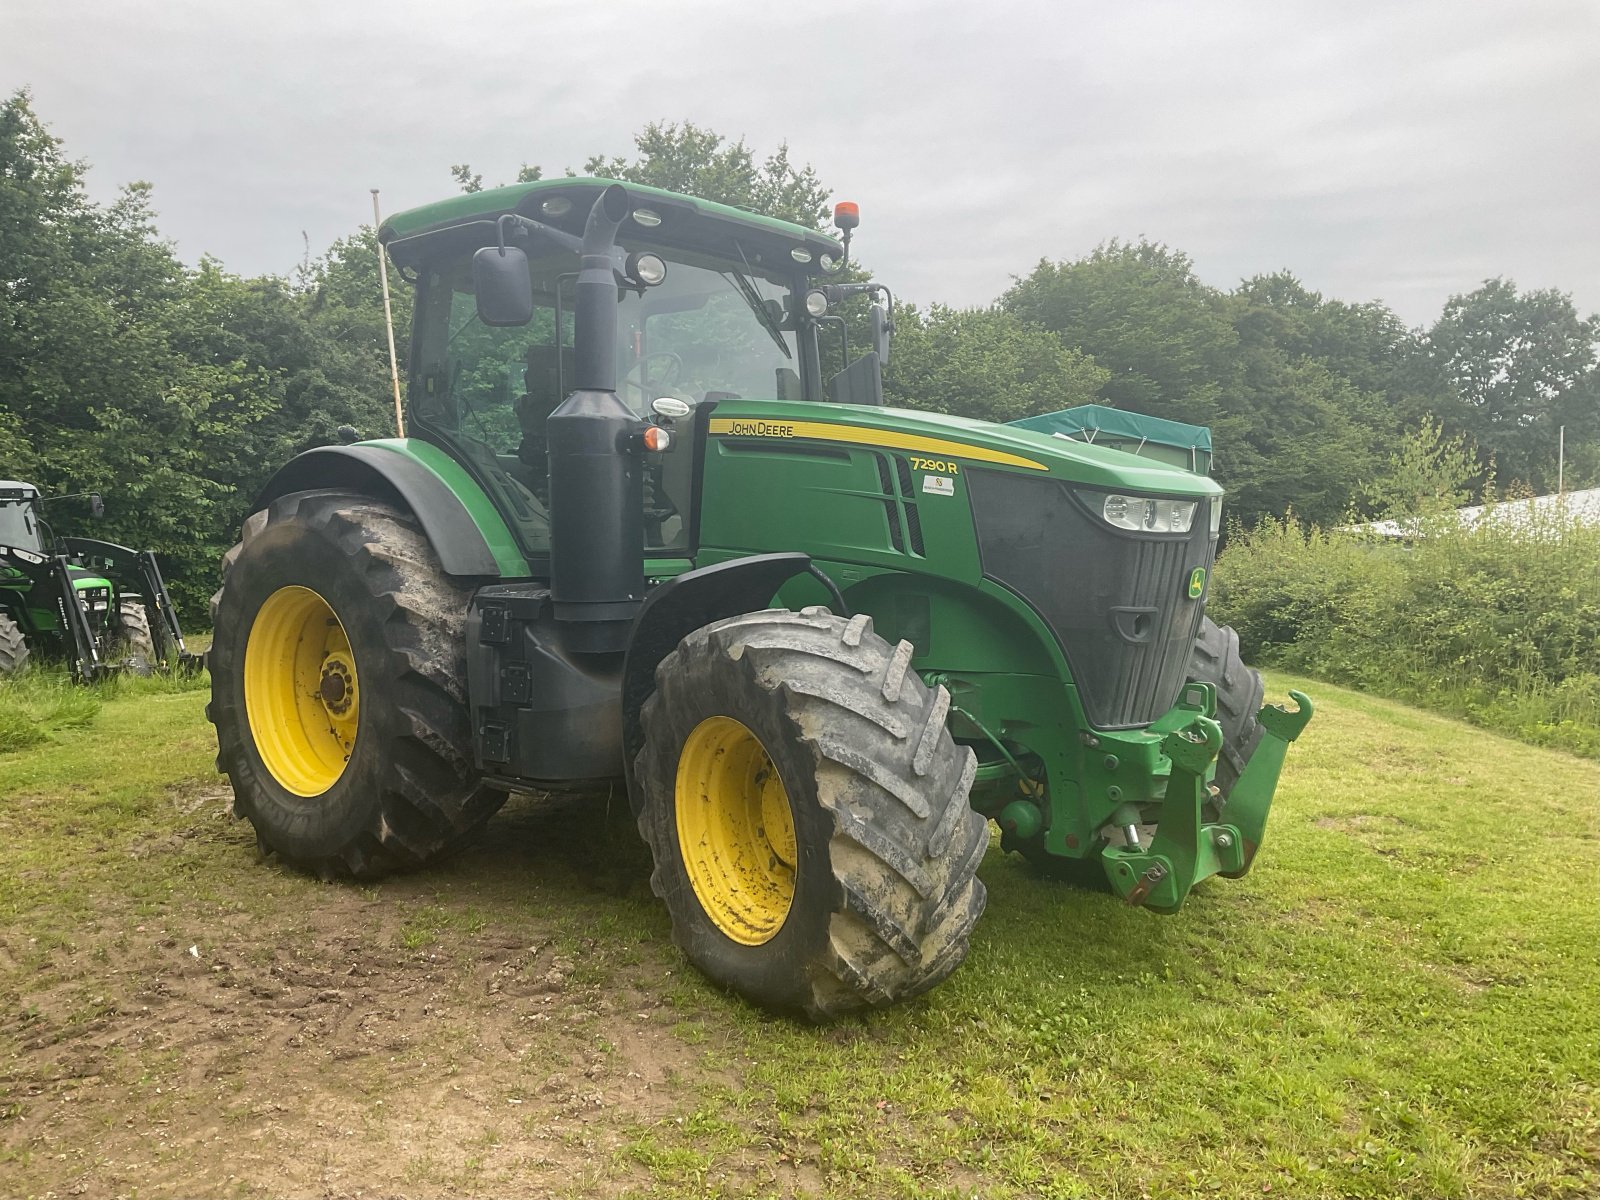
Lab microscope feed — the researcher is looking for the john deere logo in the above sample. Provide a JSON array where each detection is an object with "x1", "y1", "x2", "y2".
[{"x1": 1187, "y1": 567, "x2": 1206, "y2": 599}]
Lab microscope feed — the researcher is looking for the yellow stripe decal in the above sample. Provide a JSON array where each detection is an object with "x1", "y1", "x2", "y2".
[{"x1": 707, "y1": 417, "x2": 1048, "y2": 471}]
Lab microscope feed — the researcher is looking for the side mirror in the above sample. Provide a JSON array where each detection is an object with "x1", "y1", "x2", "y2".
[
  {"x1": 472, "y1": 245, "x2": 534, "y2": 327},
  {"x1": 89, "y1": 493, "x2": 105, "y2": 518},
  {"x1": 870, "y1": 301, "x2": 891, "y2": 368}
]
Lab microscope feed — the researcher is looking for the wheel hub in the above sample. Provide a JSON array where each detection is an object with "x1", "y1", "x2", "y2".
[
  {"x1": 319, "y1": 655, "x2": 354, "y2": 715},
  {"x1": 243, "y1": 586, "x2": 360, "y2": 797},
  {"x1": 674, "y1": 716, "x2": 797, "y2": 946}
]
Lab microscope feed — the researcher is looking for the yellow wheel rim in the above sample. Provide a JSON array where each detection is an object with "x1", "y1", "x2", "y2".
[
  {"x1": 675, "y1": 716, "x2": 797, "y2": 946},
  {"x1": 243, "y1": 585, "x2": 360, "y2": 797}
]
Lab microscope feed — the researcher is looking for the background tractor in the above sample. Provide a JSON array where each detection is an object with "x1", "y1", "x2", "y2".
[
  {"x1": 207, "y1": 180, "x2": 1310, "y2": 1019},
  {"x1": 1, "y1": 481, "x2": 195, "y2": 681}
]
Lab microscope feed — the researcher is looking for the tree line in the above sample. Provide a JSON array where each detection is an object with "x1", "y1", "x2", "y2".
[{"x1": 3, "y1": 91, "x2": 1596, "y2": 619}]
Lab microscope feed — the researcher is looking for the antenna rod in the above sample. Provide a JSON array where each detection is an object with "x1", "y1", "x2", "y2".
[
  {"x1": 1558, "y1": 424, "x2": 1565, "y2": 495},
  {"x1": 371, "y1": 189, "x2": 406, "y2": 438}
]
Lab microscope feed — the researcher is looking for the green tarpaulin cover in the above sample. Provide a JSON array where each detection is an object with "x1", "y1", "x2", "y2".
[{"x1": 1008, "y1": 405, "x2": 1212, "y2": 472}]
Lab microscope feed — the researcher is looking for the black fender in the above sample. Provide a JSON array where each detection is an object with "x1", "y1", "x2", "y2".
[
  {"x1": 621, "y1": 552, "x2": 820, "y2": 812},
  {"x1": 254, "y1": 446, "x2": 501, "y2": 577}
]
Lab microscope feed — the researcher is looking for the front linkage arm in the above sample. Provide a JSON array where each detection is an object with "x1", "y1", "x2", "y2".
[{"x1": 1102, "y1": 690, "x2": 1314, "y2": 912}]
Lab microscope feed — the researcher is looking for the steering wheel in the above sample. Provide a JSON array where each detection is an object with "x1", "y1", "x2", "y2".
[
  {"x1": 637, "y1": 350, "x2": 682, "y2": 387},
  {"x1": 622, "y1": 350, "x2": 686, "y2": 409}
]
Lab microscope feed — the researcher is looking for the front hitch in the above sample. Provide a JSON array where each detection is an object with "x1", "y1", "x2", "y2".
[{"x1": 1102, "y1": 690, "x2": 1313, "y2": 911}]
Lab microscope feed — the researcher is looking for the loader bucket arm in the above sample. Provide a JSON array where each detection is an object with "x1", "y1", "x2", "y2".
[
  {"x1": 1, "y1": 544, "x2": 108, "y2": 682},
  {"x1": 60, "y1": 537, "x2": 199, "y2": 672}
]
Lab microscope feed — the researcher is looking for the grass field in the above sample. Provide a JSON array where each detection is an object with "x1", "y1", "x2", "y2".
[{"x1": 1, "y1": 669, "x2": 1595, "y2": 1198}]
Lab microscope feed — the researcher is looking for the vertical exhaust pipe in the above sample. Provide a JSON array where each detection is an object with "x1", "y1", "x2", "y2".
[{"x1": 547, "y1": 184, "x2": 646, "y2": 652}]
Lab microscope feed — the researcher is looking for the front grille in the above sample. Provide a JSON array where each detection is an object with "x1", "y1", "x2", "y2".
[{"x1": 968, "y1": 470, "x2": 1212, "y2": 728}]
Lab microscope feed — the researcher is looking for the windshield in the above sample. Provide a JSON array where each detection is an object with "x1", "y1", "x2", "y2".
[
  {"x1": 410, "y1": 246, "x2": 800, "y2": 556},
  {"x1": 0, "y1": 500, "x2": 40, "y2": 553}
]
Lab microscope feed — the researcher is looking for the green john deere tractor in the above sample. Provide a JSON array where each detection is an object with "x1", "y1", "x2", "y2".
[
  {"x1": 1, "y1": 482, "x2": 195, "y2": 681},
  {"x1": 207, "y1": 179, "x2": 1311, "y2": 1019}
]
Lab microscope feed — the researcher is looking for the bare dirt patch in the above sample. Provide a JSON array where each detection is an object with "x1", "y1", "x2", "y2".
[{"x1": 1, "y1": 789, "x2": 747, "y2": 1199}]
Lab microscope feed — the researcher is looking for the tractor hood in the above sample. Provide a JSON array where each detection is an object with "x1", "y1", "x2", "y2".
[{"x1": 707, "y1": 402, "x2": 1223, "y2": 497}]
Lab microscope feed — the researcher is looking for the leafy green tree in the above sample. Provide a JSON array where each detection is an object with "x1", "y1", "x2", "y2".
[
  {"x1": 1003, "y1": 249, "x2": 1399, "y2": 524},
  {"x1": 884, "y1": 304, "x2": 1107, "y2": 422},
  {"x1": 1231, "y1": 272, "x2": 1449, "y2": 426},
  {"x1": 1427, "y1": 279, "x2": 1599, "y2": 492},
  {"x1": 1002, "y1": 240, "x2": 1241, "y2": 425},
  {"x1": 1, "y1": 90, "x2": 411, "y2": 618},
  {"x1": 1357, "y1": 418, "x2": 1482, "y2": 520}
]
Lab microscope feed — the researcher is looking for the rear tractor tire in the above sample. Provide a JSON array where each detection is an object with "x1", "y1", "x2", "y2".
[
  {"x1": 634, "y1": 606, "x2": 989, "y2": 1020},
  {"x1": 0, "y1": 612, "x2": 29, "y2": 677},
  {"x1": 206, "y1": 489, "x2": 506, "y2": 879}
]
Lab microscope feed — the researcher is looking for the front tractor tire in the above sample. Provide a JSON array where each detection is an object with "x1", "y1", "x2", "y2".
[
  {"x1": 0, "y1": 612, "x2": 29, "y2": 677},
  {"x1": 1188, "y1": 616, "x2": 1266, "y2": 801},
  {"x1": 207, "y1": 490, "x2": 506, "y2": 878},
  {"x1": 105, "y1": 597, "x2": 155, "y2": 674},
  {"x1": 634, "y1": 607, "x2": 989, "y2": 1021}
]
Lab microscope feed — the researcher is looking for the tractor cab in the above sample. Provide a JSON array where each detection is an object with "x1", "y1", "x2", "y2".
[
  {"x1": 0, "y1": 482, "x2": 46, "y2": 556},
  {"x1": 385, "y1": 180, "x2": 886, "y2": 562}
]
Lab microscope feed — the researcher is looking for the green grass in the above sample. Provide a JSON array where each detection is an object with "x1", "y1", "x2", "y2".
[
  {"x1": 0, "y1": 671, "x2": 1594, "y2": 1198},
  {"x1": 0, "y1": 659, "x2": 208, "y2": 753}
]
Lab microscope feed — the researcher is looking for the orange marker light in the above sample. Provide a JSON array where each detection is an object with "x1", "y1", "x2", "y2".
[
  {"x1": 833, "y1": 201, "x2": 860, "y2": 230},
  {"x1": 642, "y1": 425, "x2": 672, "y2": 452}
]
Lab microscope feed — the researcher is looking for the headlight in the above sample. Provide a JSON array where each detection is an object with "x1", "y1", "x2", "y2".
[
  {"x1": 1210, "y1": 498, "x2": 1223, "y2": 535},
  {"x1": 1100, "y1": 494, "x2": 1197, "y2": 533}
]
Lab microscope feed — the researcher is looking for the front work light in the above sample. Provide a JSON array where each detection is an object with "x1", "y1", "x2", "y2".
[
  {"x1": 626, "y1": 252, "x2": 667, "y2": 287},
  {"x1": 1100, "y1": 494, "x2": 1197, "y2": 534},
  {"x1": 805, "y1": 289, "x2": 829, "y2": 317}
]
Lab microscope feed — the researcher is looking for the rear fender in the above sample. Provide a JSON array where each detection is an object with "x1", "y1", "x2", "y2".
[{"x1": 254, "y1": 442, "x2": 526, "y2": 578}]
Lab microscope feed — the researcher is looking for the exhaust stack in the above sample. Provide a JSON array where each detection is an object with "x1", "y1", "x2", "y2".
[{"x1": 546, "y1": 185, "x2": 646, "y2": 652}]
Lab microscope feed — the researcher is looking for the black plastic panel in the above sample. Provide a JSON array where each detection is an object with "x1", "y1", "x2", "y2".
[
  {"x1": 968, "y1": 471, "x2": 1212, "y2": 729},
  {"x1": 466, "y1": 582, "x2": 625, "y2": 782}
]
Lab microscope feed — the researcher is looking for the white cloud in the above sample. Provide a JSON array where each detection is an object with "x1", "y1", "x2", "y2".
[{"x1": 4, "y1": 0, "x2": 1596, "y2": 324}]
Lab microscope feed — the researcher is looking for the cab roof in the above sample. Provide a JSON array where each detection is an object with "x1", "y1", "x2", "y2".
[{"x1": 379, "y1": 177, "x2": 843, "y2": 276}]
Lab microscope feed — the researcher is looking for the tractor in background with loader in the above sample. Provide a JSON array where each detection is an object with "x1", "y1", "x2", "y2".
[
  {"x1": 206, "y1": 179, "x2": 1311, "y2": 1019},
  {"x1": 1, "y1": 481, "x2": 195, "y2": 681}
]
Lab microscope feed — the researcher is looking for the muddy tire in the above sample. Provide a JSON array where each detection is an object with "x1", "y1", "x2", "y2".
[
  {"x1": 1188, "y1": 616, "x2": 1265, "y2": 800},
  {"x1": 634, "y1": 606, "x2": 988, "y2": 1021},
  {"x1": 0, "y1": 612, "x2": 28, "y2": 677},
  {"x1": 107, "y1": 597, "x2": 155, "y2": 675},
  {"x1": 207, "y1": 489, "x2": 506, "y2": 878}
]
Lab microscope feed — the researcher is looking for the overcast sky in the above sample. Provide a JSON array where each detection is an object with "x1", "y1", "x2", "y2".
[{"x1": 4, "y1": 0, "x2": 1597, "y2": 327}]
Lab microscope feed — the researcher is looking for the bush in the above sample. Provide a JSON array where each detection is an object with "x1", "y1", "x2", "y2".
[{"x1": 1211, "y1": 505, "x2": 1600, "y2": 757}]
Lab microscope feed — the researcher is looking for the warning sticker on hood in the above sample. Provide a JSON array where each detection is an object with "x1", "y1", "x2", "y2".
[{"x1": 922, "y1": 475, "x2": 955, "y2": 496}]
